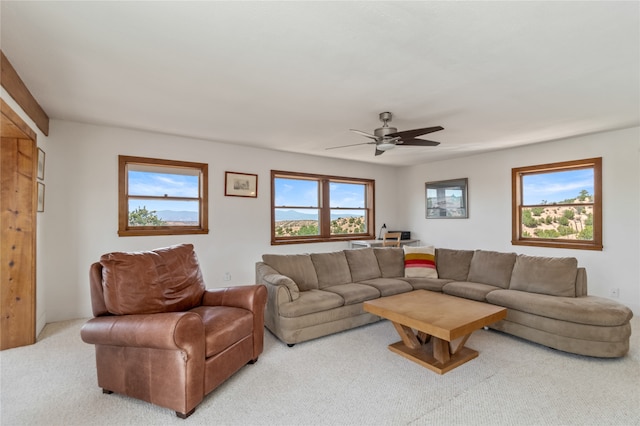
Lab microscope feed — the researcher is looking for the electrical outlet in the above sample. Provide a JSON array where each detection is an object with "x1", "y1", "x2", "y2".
[
  {"x1": 609, "y1": 288, "x2": 619, "y2": 298},
  {"x1": 224, "y1": 272, "x2": 231, "y2": 281}
]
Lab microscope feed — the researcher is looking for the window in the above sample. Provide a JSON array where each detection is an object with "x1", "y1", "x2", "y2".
[
  {"x1": 271, "y1": 170, "x2": 375, "y2": 244},
  {"x1": 118, "y1": 155, "x2": 208, "y2": 236},
  {"x1": 512, "y1": 157, "x2": 602, "y2": 250}
]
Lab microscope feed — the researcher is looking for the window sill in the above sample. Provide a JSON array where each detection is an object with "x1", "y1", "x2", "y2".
[
  {"x1": 119, "y1": 228, "x2": 209, "y2": 237},
  {"x1": 512, "y1": 239, "x2": 602, "y2": 251}
]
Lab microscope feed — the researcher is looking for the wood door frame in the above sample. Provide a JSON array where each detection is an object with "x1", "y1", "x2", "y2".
[{"x1": 1, "y1": 98, "x2": 37, "y2": 349}]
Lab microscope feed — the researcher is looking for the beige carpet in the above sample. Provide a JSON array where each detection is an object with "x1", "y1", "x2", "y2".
[{"x1": 1, "y1": 317, "x2": 638, "y2": 425}]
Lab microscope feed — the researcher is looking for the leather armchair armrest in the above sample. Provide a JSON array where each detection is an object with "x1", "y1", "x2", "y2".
[
  {"x1": 202, "y1": 285, "x2": 267, "y2": 360},
  {"x1": 80, "y1": 312, "x2": 204, "y2": 354},
  {"x1": 201, "y1": 285, "x2": 267, "y2": 313}
]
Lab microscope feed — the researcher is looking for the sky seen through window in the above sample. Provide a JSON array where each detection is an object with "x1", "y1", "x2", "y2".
[{"x1": 522, "y1": 169, "x2": 594, "y2": 205}]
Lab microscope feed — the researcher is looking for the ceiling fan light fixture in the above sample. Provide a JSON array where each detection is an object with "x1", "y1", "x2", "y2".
[{"x1": 377, "y1": 141, "x2": 396, "y2": 151}]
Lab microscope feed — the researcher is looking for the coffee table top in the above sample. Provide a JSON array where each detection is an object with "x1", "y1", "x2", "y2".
[{"x1": 364, "y1": 290, "x2": 507, "y2": 341}]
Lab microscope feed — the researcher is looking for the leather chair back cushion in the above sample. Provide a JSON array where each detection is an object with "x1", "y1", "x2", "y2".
[{"x1": 100, "y1": 243, "x2": 206, "y2": 315}]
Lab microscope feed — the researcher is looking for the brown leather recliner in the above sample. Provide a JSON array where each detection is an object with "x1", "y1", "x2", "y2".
[{"x1": 80, "y1": 243, "x2": 267, "y2": 418}]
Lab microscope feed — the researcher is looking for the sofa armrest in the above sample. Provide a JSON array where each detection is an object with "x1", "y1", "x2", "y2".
[
  {"x1": 262, "y1": 274, "x2": 300, "y2": 301},
  {"x1": 80, "y1": 311, "x2": 204, "y2": 353},
  {"x1": 201, "y1": 285, "x2": 267, "y2": 313},
  {"x1": 256, "y1": 261, "x2": 300, "y2": 301}
]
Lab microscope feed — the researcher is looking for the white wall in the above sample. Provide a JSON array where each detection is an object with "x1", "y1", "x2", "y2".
[
  {"x1": 36, "y1": 119, "x2": 640, "y2": 321},
  {"x1": 398, "y1": 127, "x2": 640, "y2": 314},
  {"x1": 1, "y1": 90, "x2": 49, "y2": 335},
  {"x1": 43, "y1": 120, "x2": 400, "y2": 321}
]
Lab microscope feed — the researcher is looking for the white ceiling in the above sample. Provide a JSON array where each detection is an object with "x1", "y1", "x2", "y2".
[{"x1": 1, "y1": 1, "x2": 638, "y2": 166}]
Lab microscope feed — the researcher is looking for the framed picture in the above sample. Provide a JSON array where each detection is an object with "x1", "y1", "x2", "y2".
[
  {"x1": 37, "y1": 148, "x2": 45, "y2": 180},
  {"x1": 425, "y1": 178, "x2": 468, "y2": 219},
  {"x1": 225, "y1": 171, "x2": 258, "y2": 198},
  {"x1": 37, "y1": 182, "x2": 45, "y2": 212}
]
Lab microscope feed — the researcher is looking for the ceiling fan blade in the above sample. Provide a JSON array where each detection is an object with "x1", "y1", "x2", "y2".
[
  {"x1": 326, "y1": 141, "x2": 375, "y2": 150},
  {"x1": 388, "y1": 126, "x2": 444, "y2": 139},
  {"x1": 350, "y1": 129, "x2": 380, "y2": 141},
  {"x1": 396, "y1": 139, "x2": 441, "y2": 147}
]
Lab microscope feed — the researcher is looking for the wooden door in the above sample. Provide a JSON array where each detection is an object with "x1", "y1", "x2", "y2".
[{"x1": 1, "y1": 99, "x2": 37, "y2": 350}]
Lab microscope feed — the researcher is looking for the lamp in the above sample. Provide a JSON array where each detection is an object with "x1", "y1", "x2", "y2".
[{"x1": 378, "y1": 223, "x2": 387, "y2": 240}]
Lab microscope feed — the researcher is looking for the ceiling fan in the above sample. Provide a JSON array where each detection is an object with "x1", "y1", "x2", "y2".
[{"x1": 327, "y1": 112, "x2": 444, "y2": 156}]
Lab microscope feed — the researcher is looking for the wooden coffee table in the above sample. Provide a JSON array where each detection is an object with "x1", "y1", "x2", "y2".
[{"x1": 364, "y1": 290, "x2": 507, "y2": 374}]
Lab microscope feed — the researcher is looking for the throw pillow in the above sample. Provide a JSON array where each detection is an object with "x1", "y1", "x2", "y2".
[{"x1": 404, "y1": 246, "x2": 438, "y2": 278}]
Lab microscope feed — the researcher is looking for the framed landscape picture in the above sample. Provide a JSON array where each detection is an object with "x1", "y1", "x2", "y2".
[
  {"x1": 426, "y1": 178, "x2": 468, "y2": 218},
  {"x1": 225, "y1": 171, "x2": 258, "y2": 198}
]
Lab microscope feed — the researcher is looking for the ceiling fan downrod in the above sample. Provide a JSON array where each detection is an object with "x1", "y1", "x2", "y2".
[{"x1": 379, "y1": 111, "x2": 393, "y2": 127}]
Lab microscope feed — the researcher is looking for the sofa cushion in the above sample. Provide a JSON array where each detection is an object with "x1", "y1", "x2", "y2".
[
  {"x1": 435, "y1": 248, "x2": 474, "y2": 281},
  {"x1": 486, "y1": 290, "x2": 633, "y2": 327},
  {"x1": 358, "y1": 278, "x2": 413, "y2": 297},
  {"x1": 442, "y1": 281, "x2": 502, "y2": 302},
  {"x1": 400, "y1": 277, "x2": 452, "y2": 292},
  {"x1": 373, "y1": 248, "x2": 405, "y2": 277},
  {"x1": 278, "y1": 289, "x2": 345, "y2": 318},
  {"x1": 263, "y1": 254, "x2": 319, "y2": 291},
  {"x1": 467, "y1": 250, "x2": 517, "y2": 289},
  {"x1": 344, "y1": 248, "x2": 381, "y2": 281},
  {"x1": 100, "y1": 243, "x2": 206, "y2": 315},
  {"x1": 404, "y1": 246, "x2": 437, "y2": 278},
  {"x1": 499, "y1": 309, "x2": 632, "y2": 342},
  {"x1": 509, "y1": 254, "x2": 578, "y2": 297},
  {"x1": 311, "y1": 251, "x2": 353, "y2": 289},
  {"x1": 323, "y1": 283, "x2": 381, "y2": 305}
]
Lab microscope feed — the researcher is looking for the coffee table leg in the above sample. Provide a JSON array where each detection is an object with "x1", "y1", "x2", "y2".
[
  {"x1": 449, "y1": 335, "x2": 471, "y2": 355},
  {"x1": 417, "y1": 331, "x2": 431, "y2": 344},
  {"x1": 388, "y1": 322, "x2": 479, "y2": 374},
  {"x1": 432, "y1": 338, "x2": 450, "y2": 363},
  {"x1": 391, "y1": 322, "x2": 421, "y2": 349}
]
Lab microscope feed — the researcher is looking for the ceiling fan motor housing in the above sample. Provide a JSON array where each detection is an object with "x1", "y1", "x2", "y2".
[
  {"x1": 374, "y1": 126, "x2": 398, "y2": 138},
  {"x1": 375, "y1": 111, "x2": 397, "y2": 138}
]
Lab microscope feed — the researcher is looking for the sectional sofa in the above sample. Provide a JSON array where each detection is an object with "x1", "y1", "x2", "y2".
[{"x1": 255, "y1": 247, "x2": 633, "y2": 358}]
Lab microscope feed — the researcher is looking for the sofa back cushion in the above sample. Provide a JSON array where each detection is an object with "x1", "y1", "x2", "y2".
[
  {"x1": 510, "y1": 254, "x2": 578, "y2": 297},
  {"x1": 262, "y1": 254, "x2": 319, "y2": 291},
  {"x1": 311, "y1": 251, "x2": 353, "y2": 289},
  {"x1": 467, "y1": 250, "x2": 517, "y2": 289},
  {"x1": 100, "y1": 243, "x2": 205, "y2": 315},
  {"x1": 344, "y1": 248, "x2": 382, "y2": 282},
  {"x1": 373, "y1": 248, "x2": 405, "y2": 278},
  {"x1": 435, "y1": 248, "x2": 474, "y2": 281}
]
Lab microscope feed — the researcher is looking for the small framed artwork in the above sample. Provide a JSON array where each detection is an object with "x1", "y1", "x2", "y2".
[
  {"x1": 37, "y1": 148, "x2": 46, "y2": 180},
  {"x1": 225, "y1": 171, "x2": 258, "y2": 198},
  {"x1": 425, "y1": 178, "x2": 468, "y2": 219},
  {"x1": 37, "y1": 182, "x2": 45, "y2": 212}
]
